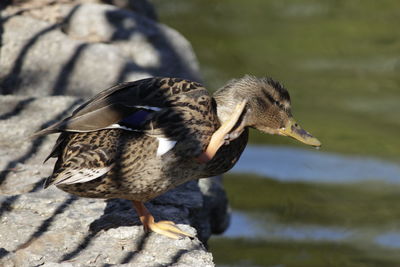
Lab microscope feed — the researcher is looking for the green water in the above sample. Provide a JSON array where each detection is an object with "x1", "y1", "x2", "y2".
[{"x1": 152, "y1": 0, "x2": 400, "y2": 266}]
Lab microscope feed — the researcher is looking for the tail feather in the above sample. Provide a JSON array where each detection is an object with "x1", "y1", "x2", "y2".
[{"x1": 43, "y1": 176, "x2": 54, "y2": 189}]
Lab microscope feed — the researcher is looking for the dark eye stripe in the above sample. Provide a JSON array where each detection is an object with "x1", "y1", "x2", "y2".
[
  {"x1": 256, "y1": 96, "x2": 268, "y2": 109},
  {"x1": 261, "y1": 89, "x2": 287, "y2": 110},
  {"x1": 261, "y1": 89, "x2": 276, "y2": 105}
]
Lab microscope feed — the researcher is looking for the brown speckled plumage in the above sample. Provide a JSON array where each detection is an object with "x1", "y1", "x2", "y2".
[
  {"x1": 36, "y1": 75, "x2": 320, "y2": 213},
  {"x1": 39, "y1": 77, "x2": 224, "y2": 201}
]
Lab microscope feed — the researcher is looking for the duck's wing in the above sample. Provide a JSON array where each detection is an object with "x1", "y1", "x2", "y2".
[
  {"x1": 36, "y1": 77, "x2": 220, "y2": 159},
  {"x1": 34, "y1": 77, "x2": 214, "y2": 134}
]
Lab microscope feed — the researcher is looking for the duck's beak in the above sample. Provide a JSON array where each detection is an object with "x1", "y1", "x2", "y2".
[{"x1": 278, "y1": 118, "x2": 321, "y2": 147}]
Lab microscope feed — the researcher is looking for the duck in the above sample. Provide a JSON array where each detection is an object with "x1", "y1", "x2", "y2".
[{"x1": 34, "y1": 75, "x2": 321, "y2": 239}]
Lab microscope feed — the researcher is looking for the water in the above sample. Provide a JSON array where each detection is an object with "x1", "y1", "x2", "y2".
[
  {"x1": 375, "y1": 232, "x2": 400, "y2": 249},
  {"x1": 222, "y1": 146, "x2": 400, "y2": 251},
  {"x1": 232, "y1": 145, "x2": 400, "y2": 183},
  {"x1": 211, "y1": 146, "x2": 400, "y2": 265},
  {"x1": 224, "y1": 211, "x2": 351, "y2": 242},
  {"x1": 225, "y1": 210, "x2": 400, "y2": 250}
]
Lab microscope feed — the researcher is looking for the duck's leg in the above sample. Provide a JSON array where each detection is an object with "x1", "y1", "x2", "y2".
[
  {"x1": 197, "y1": 100, "x2": 247, "y2": 163},
  {"x1": 132, "y1": 201, "x2": 193, "y2": 239}
]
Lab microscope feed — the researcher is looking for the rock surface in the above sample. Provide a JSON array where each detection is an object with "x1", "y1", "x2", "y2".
[
  {"x1": 0, "y1": 1, "x2": 230, "y2": 266},
  {"x1": 0, "y1": 1, "x2": 201, "y2": 96}
]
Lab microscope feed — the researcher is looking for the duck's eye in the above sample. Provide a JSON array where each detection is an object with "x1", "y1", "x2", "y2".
[{"x1": 275, "y1": 101, "x2": 285, "y2": 109}]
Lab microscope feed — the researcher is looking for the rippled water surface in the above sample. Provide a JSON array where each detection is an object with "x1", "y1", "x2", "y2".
[
  {"x1": 233, "y1": 146, "x2": 400, "y2": 183},
  {"x1": 213, "y1": 146, "x2": 400, "y2": 266},
  {"x1": 222, "y1": 146, "x2": 400, "y2": 257}
]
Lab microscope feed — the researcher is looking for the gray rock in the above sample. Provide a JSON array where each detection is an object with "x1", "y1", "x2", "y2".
[
  {"x1": 100, "y1": 0, "x2": 158, "y2": 20},
  {"x1": 0, "y1": 95, "x2": 215, "y2": 266},
  {"x1": 0, "y1": 2, "x2": 201, "y2": 96}
]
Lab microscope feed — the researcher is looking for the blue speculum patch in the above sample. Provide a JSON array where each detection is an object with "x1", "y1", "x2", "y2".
[{"x1": 119, "y1": 110, "x2": 152, "y2": 128}]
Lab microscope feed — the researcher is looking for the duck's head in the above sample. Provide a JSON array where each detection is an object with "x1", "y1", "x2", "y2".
[{"x1": 213, "y1": 75, "x2": 321, "y2": 147}]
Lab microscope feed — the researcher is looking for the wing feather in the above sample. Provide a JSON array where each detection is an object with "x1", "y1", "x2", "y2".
[
  {"x1": 33, "y1": 77, "x2": 208, "y2": 137},
  {"x1": 36, "y1": 77, "x2": 219, "y2": 161},
  {"x1": 50, "y1": 166, "x2": 113, "y2": 186}
]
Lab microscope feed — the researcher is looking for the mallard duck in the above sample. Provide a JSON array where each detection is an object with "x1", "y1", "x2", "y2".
[{"x1": 34, "y1": 75, "x2": 320, "y2": 239}]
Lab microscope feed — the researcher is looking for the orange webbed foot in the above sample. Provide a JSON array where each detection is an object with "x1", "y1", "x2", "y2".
[{"x1": 132, "y1": 201, "x2": 193, "y2": 239}]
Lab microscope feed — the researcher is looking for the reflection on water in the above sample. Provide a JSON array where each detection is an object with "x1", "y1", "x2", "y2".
[
  {"x1": 224, "y1": 211, "x2": 350, "y2": 242},
  {"x1": 232, "y1": 145, "x2": 400, "y2": 183},
  {"x1": 226, "y1": 145, "x2": 400, "y2": 247},
  {"x1": 209, "y1": 146, "x2": 400, "y2": 266},
  {"x1": 225, "y1": 211, "x2": 400, "y2": 249},
  {"x1": 375, "y1": 232, "x2": 400, "y2": 249}
]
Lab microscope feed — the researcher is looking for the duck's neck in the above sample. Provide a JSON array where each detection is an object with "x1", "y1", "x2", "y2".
[{"x1": 213, "y1": 91, "x2": 241, "y2": 125}]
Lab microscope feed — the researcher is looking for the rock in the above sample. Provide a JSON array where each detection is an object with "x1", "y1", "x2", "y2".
[
  {"x1": 0, "y1": 1, "x2": 230, "y2": 266},
  {"x1": 0, "y1": 189, "x2": 214, "y2": 267},
  {"x1": 0, "y1": 95, "x2": 216, "y2": 266},
  {"x1": 100, "y1": 0, "x2": 158, "y2": 20},
  {"x1": 0, "y1": 2, "x2": 201, "y2": 96}
]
